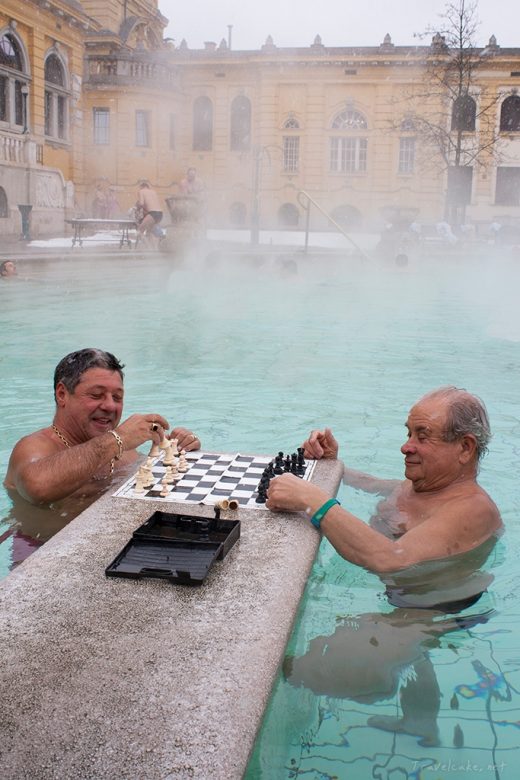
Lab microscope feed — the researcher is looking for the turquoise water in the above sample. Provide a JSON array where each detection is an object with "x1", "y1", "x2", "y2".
[{"x1": 1, "y1": 248, "x2": 520, "y2": 778}]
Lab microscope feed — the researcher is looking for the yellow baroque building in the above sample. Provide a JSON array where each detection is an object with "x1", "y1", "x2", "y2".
[{"x1": 1, "y1": 1, "x2": 520, "y2": 238}]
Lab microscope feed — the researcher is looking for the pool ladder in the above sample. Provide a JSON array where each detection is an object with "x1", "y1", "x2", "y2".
[{"x1": 297, "y1": 190, "x2": 370, "y2": 260}]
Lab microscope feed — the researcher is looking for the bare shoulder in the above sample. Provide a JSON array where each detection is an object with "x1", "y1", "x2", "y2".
[
  {"x1": 11, "y1": 427, "x2": 58, "y2": 455},
  {"x1": 5, "y1": 428, "x2": 58, "y2": 485},
  {"x1": 430, "y1": 482, "x2": 503, "y2": 543},
  {"x1": 465, "y1": 484, "x2": 502, "y2": 531}
]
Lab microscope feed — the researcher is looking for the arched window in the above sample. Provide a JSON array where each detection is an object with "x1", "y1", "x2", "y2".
[
  {"x1": 0, "y1": 31, "x2": 29, "y2": 130},
  {"x1": 500, "y1": 95, "x2": 520, "y2": 133},
  {"x1": 451, "y1": 95, "x2": 476, "y2": 132},
  {"x1": 400, "y1": 117, "x2": 415, "y2": 132},
  {"x1": 230, "y1": 95, "x2": 251, "y2": 151},
  {"x1": 44, "y1": 52, "x2": 69, "y2": 141},
  {"x1": 330, "y1": 108, "x2": 368, "y2": 174},
  {"x1": 229, "y1": 201, "x2": 246, "y2": 226},
  {"x1": 193, "y1": 96, "x2": 213, "y2": 151},
  {"x1": 283, "y1": 115, "x2": 300, "y2": 130},
  {"x1": 331, "y1": 109, "x2": 367, "y2": 130},
  {"x1": 278, "y1": 202, "x2": 299, "y2": 227},
  {"x1": 0, "y1": 186, "x2": 8, "y2": 218}
]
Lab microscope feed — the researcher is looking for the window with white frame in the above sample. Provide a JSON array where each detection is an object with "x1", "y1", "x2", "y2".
[
  {"x1": 282, "y1": 115, "x2": 300, "y2": 172},
  {"x1": 330, "y1": 136, "x2": 367, "y2": 173},
  {"x1": 329, "y1": 108, "x2": 368, "y2": 173},
  {"x1": 136, "y1": 110, "x2": 150, "y2": 147},
  {"x1": 398, "y1": 136, "x2": 415, "y2": 173},
  {"x1": 0, "y1": 30, "x2": 29, "y2": 131},
  {"x1": 44, "y1": 52, "x2": 69, "y2": 141},
  {"x1": 93, "y1": 107, "x2": 110, "y2": 145},
  {"x1": 283, "y1": 136, "x2": 299, "y2": 172}
]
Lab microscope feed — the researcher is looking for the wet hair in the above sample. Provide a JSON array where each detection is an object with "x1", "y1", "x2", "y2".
[
  {"x1": 138, "y1": 180, "x2": 150, "y2": 189},
  {"x1": 53, "y1": 348, "x2": 125, "y2": 400},
  {"x1": 420, "y1": 386, "x2": 491, "y2": 461}
]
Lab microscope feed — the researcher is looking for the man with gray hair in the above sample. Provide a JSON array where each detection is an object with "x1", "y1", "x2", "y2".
[
  {"x1": 267, "y1": 387, "x2": 502, "y2": 580},
  {"x1": 4, "y1": 348, "x2": 200, "y2": 505}
]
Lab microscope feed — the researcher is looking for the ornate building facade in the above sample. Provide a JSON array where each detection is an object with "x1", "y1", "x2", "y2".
[{"x1": 1, "y1": 1, "x2": 519, "y2": 238}]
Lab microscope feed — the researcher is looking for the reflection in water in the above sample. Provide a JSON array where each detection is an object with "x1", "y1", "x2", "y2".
[
  {"x1": 284, "y1": 604, "x2": 494, "y2": 748},
  {"x1": 283, "y1": 540, "x2": 501, "y2": 748}
]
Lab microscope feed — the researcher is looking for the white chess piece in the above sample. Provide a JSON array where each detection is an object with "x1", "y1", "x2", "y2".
[
  {"x1": 143, "y1": 466, "x2": 155, "y2": 487},
  {"x1": 149, "y1": 443, "x2": 160, "y2": 458},
  {"x1": 177, "y1": 449, "x2": 188, "y2": 472},
  {"x1": 162, "y1": 441, "x2": 175, "y2": 466},
  {"x1": 170, "y1": 459, "x2": 181, "y2": 481},
  {"x1": 134, "y1": 477, "x2": 146, "y2": 494},
  {"x1": 159, "y1": 478, "x2": 170, "y2": 497}
]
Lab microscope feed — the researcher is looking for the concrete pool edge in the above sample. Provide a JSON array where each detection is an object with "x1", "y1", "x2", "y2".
[{"x1": 0, "y1": 459, "x2": 343, "y2": 779}]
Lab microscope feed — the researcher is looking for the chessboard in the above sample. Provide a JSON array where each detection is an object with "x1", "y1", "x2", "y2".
[{"x1": 112, "y1": 450, "x2": 316, "y2": 510}]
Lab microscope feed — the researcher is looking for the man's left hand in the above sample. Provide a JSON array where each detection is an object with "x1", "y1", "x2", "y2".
[{"x1": 170, "y1": 428, "x2": 201, "y2": 452}]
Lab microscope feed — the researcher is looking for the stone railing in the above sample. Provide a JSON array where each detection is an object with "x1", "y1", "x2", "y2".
[
  {"x1": 0, "y1": 131, "x2": 40, "y2": 165},
  {"x1": 0, "y1": 132, "x2": 25, "y2": 163},
  {"x1": 86, "y1": 56, "x2": 177, "y2": 86}
]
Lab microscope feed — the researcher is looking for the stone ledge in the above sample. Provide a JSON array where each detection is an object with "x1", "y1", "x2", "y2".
[{"x1": 0, "y1": 458, "x2": 343, "y2": 779}]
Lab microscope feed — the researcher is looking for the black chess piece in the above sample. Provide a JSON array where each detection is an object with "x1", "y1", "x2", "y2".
[
  {"x1": 290, "y1": 453, "x2": 299, "y2": 475},
  {"x1": 274, "y1": 455, "x2": 284, "y2": 475},
  {"x1": 256, "y1": 470, "x2": 271, "y2": 503},
  {"x1": 256, "y1": 482, "x2": 267, "y2": 503}
]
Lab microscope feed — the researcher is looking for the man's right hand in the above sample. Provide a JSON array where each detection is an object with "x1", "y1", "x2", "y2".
[
  {"x1": 302, "y1": 427, "x2": 339, "y2": 460},
  {"x1": 115, "y1": 414, "x2": 170, "y2": 451}
]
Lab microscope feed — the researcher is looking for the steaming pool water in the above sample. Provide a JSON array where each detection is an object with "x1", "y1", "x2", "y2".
[{"x1": 1, "y1": 248, "x2": 520, "y2": 779}]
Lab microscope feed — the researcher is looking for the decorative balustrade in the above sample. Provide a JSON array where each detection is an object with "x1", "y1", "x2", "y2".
[
  {"x1": 0, "y1": 133, "x2": 25, "y2": 163},
  {"x1": 86, "y1": 57, "x2": 176, "y2": 85},
  {"x1": 0, "y1": 132, "x2": 39, "y2": 165}
]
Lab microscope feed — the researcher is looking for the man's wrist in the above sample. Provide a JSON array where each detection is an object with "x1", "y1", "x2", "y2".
[
  {"x1": 108, "y1": 430, "x2": 124, "y2": 460},
  {"x1": 308, "y1": 498, "x2": 341, "y2": 530}
]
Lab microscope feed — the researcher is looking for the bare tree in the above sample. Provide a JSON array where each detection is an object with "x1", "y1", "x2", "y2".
[{"x1": 400, "y1": 0, "x2": 505, "y2": 224}]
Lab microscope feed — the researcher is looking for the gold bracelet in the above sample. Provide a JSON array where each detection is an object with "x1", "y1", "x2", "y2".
[{"x1": 108, "y1": 430, "x2": 124, "y2": 460}]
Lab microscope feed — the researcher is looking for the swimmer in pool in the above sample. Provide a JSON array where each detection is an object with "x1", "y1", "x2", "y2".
[
  {"x1": 4, "y1": 348, "x2": 201, "y2": 505},
  {"x1": 266, "y1": 386, "x2": 502, "y2": 591},
  {"x1": 268, "y1": 386, "x2": 503, "y2": 745},
  {"x1": 0, "y1": 260, "x2": 17, "y2": 277}
]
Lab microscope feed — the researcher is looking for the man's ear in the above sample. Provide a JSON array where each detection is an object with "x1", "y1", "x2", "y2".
[
  {"x1": 55, "y1": 382, "x2": 68, "y2": 407},
  {"x1": 459, "y1": 434, "x2": 477, "y2": 464}
]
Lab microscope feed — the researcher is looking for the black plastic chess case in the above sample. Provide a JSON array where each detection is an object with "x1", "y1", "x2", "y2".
[{"x1": 105, "y1": 509, "x2": 240, "y2": 585}]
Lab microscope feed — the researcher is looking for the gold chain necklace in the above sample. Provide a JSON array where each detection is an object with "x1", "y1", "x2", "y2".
[{"x1": 52, "y1": 424, "x2": 115, "y2": 481}]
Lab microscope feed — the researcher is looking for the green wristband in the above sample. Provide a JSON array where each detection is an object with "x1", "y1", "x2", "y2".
[{"x1": 310, "y1": 498, "x2": 340, "y2": 529}]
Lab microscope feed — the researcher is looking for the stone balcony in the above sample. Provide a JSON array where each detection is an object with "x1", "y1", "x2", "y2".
[
  {"x1": 85, "y1": 55, "x2": 179, "y2": 90},
  {"x1": 0, "y1": 131, "x2": 42, "y2": 166}
]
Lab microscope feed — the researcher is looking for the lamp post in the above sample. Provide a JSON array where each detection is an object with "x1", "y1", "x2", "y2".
[{"x1": 18, "y1": 83, "x2": 32, "y2": 240}]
